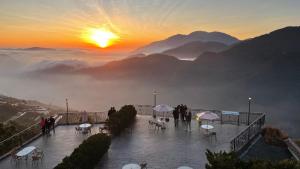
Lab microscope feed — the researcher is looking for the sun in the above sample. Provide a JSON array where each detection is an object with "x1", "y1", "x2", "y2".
[{"x1": 82, "y1": 28, "x2": 119, "y2": 48}]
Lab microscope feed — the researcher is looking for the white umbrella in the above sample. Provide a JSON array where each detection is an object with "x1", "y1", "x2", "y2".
[
  {"x1": 153, "y1": 104, "x2": 174, "y2": 112},
  {"x1": 196, "y1": 111, "x2": 219, "y2": 121},
  {"x1": 153, "y1": 104, "x2": 174, "y2": 119}
]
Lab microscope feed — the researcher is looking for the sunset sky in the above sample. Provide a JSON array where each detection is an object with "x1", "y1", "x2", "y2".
[{"x1": 0, "y1": 0, "x2": 299, "y2": 51}]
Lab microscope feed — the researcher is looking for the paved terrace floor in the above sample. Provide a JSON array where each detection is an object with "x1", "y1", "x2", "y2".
[
  {"x1": 0, "y1": 125, "x2": 103, "y2": 169},
  {"x1": 96, "y1": 116, "x2": 246, "y2": 169},
  {"x1": 0, "y1": 116, "x2": 246, "y2": 169}
]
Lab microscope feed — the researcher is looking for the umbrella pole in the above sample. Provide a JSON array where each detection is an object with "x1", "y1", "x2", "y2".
[{"x1": 207, "y1": 120, "x2": 209, "y2": 134}]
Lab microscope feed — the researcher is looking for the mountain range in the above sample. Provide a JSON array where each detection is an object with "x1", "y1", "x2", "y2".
[
  {"x1": 29, "y1": 26, "x2": 300, "y2": 89},
  {"x1": 133, "y1": 31, "x2": 239, "y2": 54},
  {"x1": 72, "y1": 25, "x2": 300, "y2": 110}
]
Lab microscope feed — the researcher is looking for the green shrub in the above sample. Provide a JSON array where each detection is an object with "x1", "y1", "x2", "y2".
[
  {"x1": 205, "y1": 150, "x2": 300, "y2": 169},
  {"x1": 54, "y1": 133, "x2": 111, "y2": 169},
  {"x1": 107, "y1": 105, "x2": 137, "y2": 135},
  {"x1": 205, "y1": 150, "x2": 246, "y2": 169}
]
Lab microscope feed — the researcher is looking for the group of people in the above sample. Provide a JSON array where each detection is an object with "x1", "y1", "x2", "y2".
[
  {"x1": 107, "y1": 107, "x2": 117, "y2": 120},
  {"x1": 173, "y1": 104, "x2": 192, "y2": 131},
  {"x1": 40, "y1": 116, "x2": 55, "y2": 135}
]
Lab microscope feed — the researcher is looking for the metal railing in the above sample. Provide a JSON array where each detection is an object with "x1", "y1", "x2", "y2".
[
  {"x1": 230, "y1": 114, "x2": 265, "y2": 152},
  {"x1": 135, "y1": 105, "x2": 262, "y2": 125},
  {"x1": 285, "y1": 138, "x2": 300, "y2": 161},
  {"x1": 58, "y1": 112, "x2": 107, "y2": 125},
  {"x1": 0, "y1": 122, "x2": 40, "y2": 157},
  {"x1": 0, "y1": 115, "x2": 62, "y2": 158}
]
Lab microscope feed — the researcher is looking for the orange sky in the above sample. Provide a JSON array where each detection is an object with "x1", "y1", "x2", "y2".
[{"x1": 0, "y1": 0, "x2": 299, "y2": 51}]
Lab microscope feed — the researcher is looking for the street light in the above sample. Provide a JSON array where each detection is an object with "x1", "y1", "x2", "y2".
[
  {"x1": 247, "y1": 97, "x2": 252, "y2": 125},
  {"x1": 153, "y1": 90, "x2": 158, "y2": 118},
  {"x1": 66, "y1": 98, "x2": 69, "y2": 125}
]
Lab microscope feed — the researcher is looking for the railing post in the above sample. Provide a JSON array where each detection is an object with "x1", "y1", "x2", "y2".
[
  {"x1": 221, "y1": 111, "x2": 223, "y2": 124},
  {"x1": 19, "y1": 135, "x2": 22, "y2": 147},
  {"x1": 248, "y1": 127, "x2": 251, "y2": 143},
  {"x1": 233, "y1": 139, "x2": 236, "y2": 151}
]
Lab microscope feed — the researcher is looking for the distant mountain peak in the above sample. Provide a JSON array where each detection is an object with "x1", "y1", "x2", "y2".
[
  {"x1": 166, "y1": 34, "x2": 185, "y2": 40},
  {"x1": 23, "y1": 47, "x2": 55, "y2": 51},
  {"x1": 188, "y1": 31, "x2": 208, "y2": 36},
  {"x1": 133, "y1": 30, "x2": 239, "y2": 54}
]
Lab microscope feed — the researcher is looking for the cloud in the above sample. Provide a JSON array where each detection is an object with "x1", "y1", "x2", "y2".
[{"x1": 23, "y1": 59, "x2": 88, "y2": 74}]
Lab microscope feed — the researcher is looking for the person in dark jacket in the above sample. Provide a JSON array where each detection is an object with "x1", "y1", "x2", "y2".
[
  {"x1": 40, "y1": 117, "x2": 46, "y2": 135},
  {"x1": 45, "y1": 118, "x2": 51, "y2": 134},
  {"x1": 186, "y1": 110, "x2": 192, "y2": 131},
  {"x1": 172, "y1": 107, "x2": 179, "y2": 127},
  {"x1": 180, "y1": 104, "x2": 185, "y2": 121},
  {"x1": 50, "y1": 116, "x2": 56, "y2": 133}
]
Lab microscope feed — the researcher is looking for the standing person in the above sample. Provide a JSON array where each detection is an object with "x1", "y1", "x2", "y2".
[
  {"x1": 172, "y1": 108, "x2": 179, "y2": 127},
  {"x1": 45, "y1": 118, "x2": 51, "y2": 134},
  {"x1": 40, "y1": 117, "x2": 46, "y2": 135},
  {"x1": 108, "y1": 107, "x2": 116, "y2": 120},
  {"x1": 186, "y1": 110, "x2": 192, "y2": 131},
  {"x1": 180, "y1": 104, "x2": 185, "y2": 121},
  {"x1": 175, "y1": 108, "x2": 179, "y2": 127},
  {"x1": 177, "y1": 105, "x2": 182, "y2": 121},
  {"x1": 50, "y1": 116, "x2": 56, "y2": 133}
]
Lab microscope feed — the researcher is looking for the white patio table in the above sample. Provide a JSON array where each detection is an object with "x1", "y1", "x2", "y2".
[
  {"x1": 177, "y1": 166, "x2": 193, "y2": 169},
  {"x1": 122, "y1": 163, "x2": 141, "y2": 169},
  {"x1": 79, "y1": 123, "x2": 91, "y2": 128},
  {"x1": 201, "y1": 124, "x2": 214, "y2": 130},
  {"x1": 16, "y1": 146, "x2": 36, "y2": 157}
]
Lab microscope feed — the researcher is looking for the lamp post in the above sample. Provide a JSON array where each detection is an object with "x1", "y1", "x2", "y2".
[
  {"x1": 247, "y1": 97, "x2": 252, "y2": 125},
  {"x1": 66, "y1": 98, "x2": 69, "y2": 125},
  {"x1": 153, "y1": 90, "x2": 158, "y2": 118}
]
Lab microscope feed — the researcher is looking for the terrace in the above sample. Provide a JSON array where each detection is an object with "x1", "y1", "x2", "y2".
[{"x1": 0, "y1": 106, "x2": 265, "y2": 169}]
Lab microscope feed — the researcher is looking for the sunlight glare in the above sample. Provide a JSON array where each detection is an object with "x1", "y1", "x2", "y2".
[{"x1": 82, "y1": 28, "x2": 119, "y2": 48}]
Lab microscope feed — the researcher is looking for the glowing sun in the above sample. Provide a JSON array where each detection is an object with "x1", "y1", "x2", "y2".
[{"x1": 82, "y1": 28, "x2": 119, "y2": 48}]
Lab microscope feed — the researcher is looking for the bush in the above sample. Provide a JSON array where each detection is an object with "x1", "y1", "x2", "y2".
[
  {"x1": 107, "y1": 105, "x2": 137, "y2": 135},
  {"x1": 261, "y1": 126, "x2": 288, "y2": 147},
  {"x1": 205, "y1": 150, "x2": 246, "y2": 169},
  {"x1": 205, "y1": 150, "x2": 300, "y2": 169},
  {"x1": 54, "y1": 133, "x2": 111, "y2": 169}
]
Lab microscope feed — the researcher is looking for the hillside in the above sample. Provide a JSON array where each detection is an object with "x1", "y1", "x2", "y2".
[
  {"x1": 80, "y1": 54, "x2": 189, "y2": 83},
  {"x1": 0, "y1": 95, "x2": 64, "y2": 123}
]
